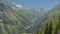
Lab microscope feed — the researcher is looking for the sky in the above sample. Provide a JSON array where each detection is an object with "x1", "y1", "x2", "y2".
[{"x1": 8, "y1": 0, "x2": 60, "y2": 10}]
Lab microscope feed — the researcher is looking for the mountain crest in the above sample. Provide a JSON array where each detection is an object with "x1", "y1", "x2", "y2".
[{"x1": 51, "y1": 4, "x2": 60, "y2": 11}]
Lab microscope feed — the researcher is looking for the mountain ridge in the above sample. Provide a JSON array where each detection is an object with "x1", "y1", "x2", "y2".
[{"x1": 0, "y1": 0, "x2": 47, "y2": 34}]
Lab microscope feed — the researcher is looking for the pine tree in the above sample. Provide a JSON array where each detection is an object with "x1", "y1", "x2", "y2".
[
  {"x1": 54, "y1": 26, "x2": 57, "y2": 34},
  {"x1": 44, "y1": 20, "x2": 52, "y2": 34},
  {"x1": 49, "y1": 20, "x2": 52, "y2": 34},
  {"x1": 44, "y1": 22, "x2": 49, "y2": 34},
  {"x1": 58, "y1": 15, "x2": 60, "y2": 30}
]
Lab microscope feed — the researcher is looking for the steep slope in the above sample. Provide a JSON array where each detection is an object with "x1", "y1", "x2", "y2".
[
  {"x1": 35, "y1": 4, "x2": 60, "y2": 34},
  {"x1": 0, "y1": 0, "x2": 20, "y2": 34},
  {"x1": 1, "y1": 0, "x2": 60, "y2": 34},
  {"x1": 0, "y1": 0, "x2": 47, "y2": 34},
  {"x1": 11, "y1": 4, "x2": 46, "y2": 33}
]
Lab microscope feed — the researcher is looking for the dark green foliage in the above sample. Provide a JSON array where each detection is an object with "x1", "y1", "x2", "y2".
[
  {"x1": 54, "y1": 26, "x2": 57, "y2": 34},
  {"x1": 44, "y1": 20, "x2": 52, "y2": 34},
  {"x1": 44, "y1": 22, "x2": 48, "y2": 34},
  {"x1": 49, "y1": 20, "x2": 52, "y2": 34},
  {"x1": 57, "y1": 16, "x2": 60, "y2": 30}
]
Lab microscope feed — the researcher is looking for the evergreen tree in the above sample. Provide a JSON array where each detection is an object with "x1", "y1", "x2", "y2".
[
  {"x1": 57, "y1": 16, "x2": 60, "y2": 30},
  {"x1": 44, "y1": 22, "x2": 49, "y2": 34},
  {"x1": 44, "y1": 20, "x2": 52, "y2": 34},
  {"x1": 54, "y1": 26, "x2": 57, "y2": 34}
]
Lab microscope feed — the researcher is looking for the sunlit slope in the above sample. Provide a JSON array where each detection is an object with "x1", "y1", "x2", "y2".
[
  {"x1": 35, "y1": 4, "x2": 60, "y2": 34},
  {"x1": 11, "y1": 6, "x2": 46, "y2": 33},
  {"x1": 0, "y1": 0, "x2": 46, "y2": 34}
]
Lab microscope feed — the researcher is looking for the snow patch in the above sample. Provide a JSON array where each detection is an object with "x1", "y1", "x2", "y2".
[{"x1": 16, "y1": 5, "x2": 22, "y2": 8}]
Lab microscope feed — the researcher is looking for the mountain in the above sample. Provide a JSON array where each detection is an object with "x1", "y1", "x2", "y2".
[
  {"x1": 1, "y1": 0, "x2": 60, "y2": 34},
  {"x1": 11, "y1": 4, "x2": 46, "y2": 33},
  {"x1": 35, "y1": 4, "x2": 60, "y2": 34},
  {"x1": 0, "y1": 0, "x2": 46, "y2": 34}
]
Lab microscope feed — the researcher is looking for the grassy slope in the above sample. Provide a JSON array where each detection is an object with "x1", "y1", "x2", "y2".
[
  {"x1": 0, "y1": 1, "x2": 46, "y2": 34},
  {"x1": 35, "y1": 4, "x2": 60, "y2": 34}
]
